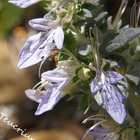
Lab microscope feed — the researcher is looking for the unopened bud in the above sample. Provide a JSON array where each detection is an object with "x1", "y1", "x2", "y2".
[
  {"x1": 78, "y1": 67, "x2": 91, "y2": 81},
  {"x1": 61, "y1": 14, "x2": 72, "y2": 28}
]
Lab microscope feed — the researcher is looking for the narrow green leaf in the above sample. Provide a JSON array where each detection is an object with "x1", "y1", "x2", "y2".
[
  {"x1": 85, "y1": 12, "x2": 108, "y2": 30},
  {"x1": 129, "y1": 88, "x2": 140, "y2": 110},
  {"x1": 78, "y1": 94, "x2": 89, "y2": 109},
  {"x1": 126, "y1": 99, "x2": 135, "y2": 118},
  {"x1": 134, "y1": 114, "x2": 140, "y2": 124},
  {"x1": 78, "y1": 43, "x2": 92, "y2": 56},
  {"x1": 100, "y1": 28, "x2": 140, "y2": 54},
  {"x1": 125, "y1": 64, "x2": 140, "y2": 86}
]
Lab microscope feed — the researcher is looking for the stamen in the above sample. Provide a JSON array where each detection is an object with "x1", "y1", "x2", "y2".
[
  {"x1": 62, "y1": 47, "x2": 80, "y2": 67},
  {"x1": 82, "y1": 120, "x2": 108, "y2": 139},
  {"x1": 111, "y1": 0, "x2": 128, "y2": 29},
  {"x1": 38, "y1": 50, "x2": 59, "y2": 78},
  {"x1": 82, "y1": 114, "x2": 112, "y2": 124},
  {"x1": 130, "y1": 1, "x2": 140, "y2": 28}
]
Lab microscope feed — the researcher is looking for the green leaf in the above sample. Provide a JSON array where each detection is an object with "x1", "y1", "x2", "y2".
[
  {"x1": 129, "y1": 88, "x2": 140, "y2": 110},
  {"x1": 93, "y1": 91, "x2": 104, "y2": 107},
  {"x1": 99, "y1": 28, "x2": 117, "y2": 47},
  {"x1": 126, "y1": 99, "x2": 135, "y2": 118},
  {"x1": 125, "y1": 64, "x2": 140, "y2": 86},
  {"x1": 78, "y1": 94, "x2": 89, "y2": 109},
  {"x1": 132, "y1": 45, "x2": 140, "y2": 60},
  {"x1": 115, "y1": 59, "x2": 128, "y2": 69},
  {"x1": 116, "y1": 80, "x2": 129, "y2": 100},
  {"x1": 129, "y1": 42, "x2": 136, "y2": 56},
  {"x1": 78, "y1": 8, "x2": 92, "y2": 18},
  {"x1": 69, "y1": 88, "x2": 84, "y2": 96},
  {"x1": 134, "y1": 114, "x2": 140, "y2": 124},
  {"x1": 85, "y1": 12, "x2": 108, "y2": 30},
  {"x1": 131, "y1": 82, "x2": 140, "y2": 98},
  {"x1": 58, "y1": 33, "x2": 76, "y2": 60},
  {"x1": 73, "y1": 20, "x2": 86, "y2": 27},
  {"x1": 82, "y1": 3, "x2": 101, "y2": 12},
  {"x1": 100, "y1": 28, "x2": 140, "y2": 54},
  {"x1": 103, "y1": 60, "x2": 111, "y2": 71},
  {"x1": 71, "y1": 76, "x2": 79, "y2": 83},
  {"x1": 78, "y1": 43, "x2": 92, "y2": 56}
]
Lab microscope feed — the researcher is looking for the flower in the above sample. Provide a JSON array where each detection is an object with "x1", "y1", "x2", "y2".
[
  {"x1": 90, "y1": 60, "x2": 126, "y2": 124},
  {"x1": 85, "y1": 120, "x2": 120, "y2": 140},
  {"x1": 8, "y1": 0, "x2": 40, "y2": 8},
  {"x1": 82, "y1": 115, "x2": 121, "y2": 140},
  {"x1": 25, "y1": 60, "x2": 79, "y2": 115},
  {"x1": 18, "y1": 18, "x2": 64, "y2": 69}
]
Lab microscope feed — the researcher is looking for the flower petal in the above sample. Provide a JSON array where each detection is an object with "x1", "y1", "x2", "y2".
[
  {"x1": 105, "y1": 71, "x2": 123, "y2": 84},
  {"x1": 29, "y1": 18, "x2": 52, "y2": 31},
  {"x1": 53, "y1": 26, "x2": 64, "y2": 49},
  {"x1": 87, "y1": 128, "x2": 108, "y2": 138},
  {"x1": 8, "y1": 0, "x2": 40, "y2": 8},
  {"x1": 91, "y1": 77, "x2": 103, "y2": 94},
  {"x1": 35, "y1": 87, "x2": 61, "y2": 115},
  {"x1": 18, "y1": 32, "x2": 52, "y2": 68},
  {"x1": 102, "y1": 84, "x2": 126, "y2": 124},
  {"x1": 25, "y1": 89, "x2": 44, "y2": 103},
  {"x1": 41, "y1": 70, "x2": 69, "y2": 83}
]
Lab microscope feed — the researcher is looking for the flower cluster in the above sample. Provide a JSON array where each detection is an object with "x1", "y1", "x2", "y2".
[{"x1": 8, "y1": 0, "x2": 140, "y2": 139}]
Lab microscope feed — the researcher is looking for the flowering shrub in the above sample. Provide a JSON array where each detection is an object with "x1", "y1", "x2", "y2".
[{"x1": 8, "y1": 0, "x2": 140, "y2": 139}]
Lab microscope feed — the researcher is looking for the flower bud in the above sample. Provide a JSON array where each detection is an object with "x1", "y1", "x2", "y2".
[
  {"x1": 61, "y1": 14, "x2": 73, "y2": 28},
  {"x1": 78, "y1": 67, "x2": 91, "y2": 81},
  {"x1": 56, "y1": 8, "x2": 68, "y2": 20}
]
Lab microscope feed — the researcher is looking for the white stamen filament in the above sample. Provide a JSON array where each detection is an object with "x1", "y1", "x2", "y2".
[
  {"x1": 111, "y1": 0, "x2": 128, "y2": 29},
  {"x1": 82, "y1": 114, "x2": 112, "y2": 124},
  {"x1": 82, "y1": 120, "x2": 108, "y2": 139},
  {"x1": 62, "y1": 47, "x2": 81, "y2": 67}
]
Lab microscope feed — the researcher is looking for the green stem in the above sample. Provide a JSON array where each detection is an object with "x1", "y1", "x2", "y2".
[
  {"x1": 112, "y1": 0, "x2": 128, "y2": 29},
  {"x1": 71, "y1": 26, "x2": 88, "y2": 43},
  {"x1": 62, "y1": 47, "x2": 81, "y2": 66}
]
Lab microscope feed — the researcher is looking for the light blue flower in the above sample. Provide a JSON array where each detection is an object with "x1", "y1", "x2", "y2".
[
  {"x1": 18, "y1": 18, "x2": 64, "y2": 69},
  {"x1": 90, "y1": 60, "x2": 126, "y2": 124},
  {"x1": 25, "y1": 70, "x2": 72, "y2": 115},
  {"x1": 8, "y1": 0, "x2": 40, "y2": 8},
  {"x1": 87, "y1": 121, "x2": 120, "y2": 140},
  {"x1": 25, "y1": 60, "x2": 79, "y2": 115},
  {"x1": 82, "y1": 116, "x2": 120, "y2": 140}
]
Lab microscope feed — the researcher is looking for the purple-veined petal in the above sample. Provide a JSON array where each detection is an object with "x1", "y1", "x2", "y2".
[
  {"x1": 87, "y1": 128, "x2": 108, "y2": 138},
  {"x1": 105, "y1": 71, "x2": 123, "y2": 84},
  {"x1": 53, "y1": 26, "x2": 64, "y2": 49},
  {"x1": 8, "y1": 0, "x2": 40, "y2": 8},
  {"x1": 91, "y1": 77, "x2": 103, "y2": 94},
  {"x1": 18, "y1": 32, "x2": 52, "y2": 69},
  {"x1": 41, "y1": 70, "x2": 69, "y2": 83},
  {"x1": 35, "y1": 87, "x2": 61, "y2": 115},
  {"x1": 102, "y1": 84, "x2": 126, "y2": 124},
  {"x1": 29, "y1": 18, "x2": 53, "y2": 31},
  {"x1": 25, "y1": 89, "x2": 45, "y2": 103},
  {"x1": 111, "y1": 85, "x2": 125, "y2": 102},
  {"x1": 57, "y1": 75, "x2": 72, "y2": 90}
]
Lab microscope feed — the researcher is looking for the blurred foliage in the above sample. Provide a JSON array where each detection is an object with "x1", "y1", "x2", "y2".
[
  {"x1": 0, "y1": 0, "x2": 48, "y2": 38},
  {"x1": 0, "y1": 0, "x2": 25, "y2": 38}
]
